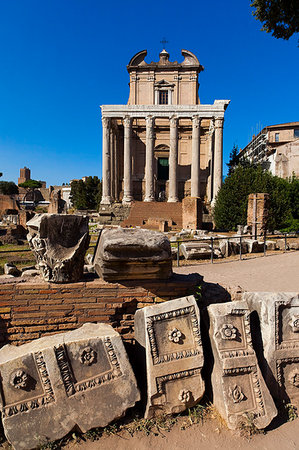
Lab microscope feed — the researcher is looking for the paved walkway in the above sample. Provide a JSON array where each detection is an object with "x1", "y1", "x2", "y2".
[{"x1": 174, "y1": 251, "x2": 299, "y2": 292}]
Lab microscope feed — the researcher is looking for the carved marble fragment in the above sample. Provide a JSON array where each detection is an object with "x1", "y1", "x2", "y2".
[
  {"x1": 94, "y1": 227, "x2": 172, "y2": 281},
  {"x1": 0, "y1": 323, "x2": 140, "y2": 450},
  {"x1": 208, "y1": 301, "x2": 277, "y2": 430},
  {"x1": 135, "y1": 295, "x2": 205, "y2": 418},
  {"x1": 26, "y1": 214, "x2": 90, "y2": 283},
  {"x1": 244, "y1": 292, "x2": 299, "y2": 406}
]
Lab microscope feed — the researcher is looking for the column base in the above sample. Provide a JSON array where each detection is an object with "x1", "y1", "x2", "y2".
[
  {"x1": 144, "y1": 196, "x2": 155, "y2": 202},
  {"x1": 167, "y1": 197, "x2": 179, "y2": 203},
  {"x1": 122, "y1": 196, "x2": 133, "y2": 205},
  {"x1": 100, "y1": 196, "x2": 112, "y2": 205}
]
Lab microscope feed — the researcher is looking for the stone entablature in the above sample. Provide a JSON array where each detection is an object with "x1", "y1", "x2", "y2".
[{"x1": 100, "y1": 49, "x2": 230, "y2": 205}]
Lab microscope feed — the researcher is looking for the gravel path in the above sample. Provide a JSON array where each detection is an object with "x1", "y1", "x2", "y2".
[{"x1": 174, "y1": 251, "x2": 299, "y2": 292}]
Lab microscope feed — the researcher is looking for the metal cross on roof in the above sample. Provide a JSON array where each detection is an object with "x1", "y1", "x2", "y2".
[{"x1": 160, "y1": 37, "x2": 169, "y2": 48}]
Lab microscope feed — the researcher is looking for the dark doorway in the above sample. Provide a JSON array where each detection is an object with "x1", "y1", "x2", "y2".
[{"x1": 157, "y1": 157, "x2": 169, "y2": 180}]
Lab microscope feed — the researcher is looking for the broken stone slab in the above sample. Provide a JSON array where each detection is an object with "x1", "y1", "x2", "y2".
[
  {"x1": 276, "y1": 239, "x2": 289, "y2": 251},
  {"x1": 244, "y1": 239, "x2": 264, "y2": 253},
  {"x1": 94, "y1": 228, "x2": 172, "y2": 281},
  {"x1": 180, "y1": 242, "x2": 212, "y2": 260},
  {"x1": 289, "y1": 242, "x2": 299, "y2": 250},
  {"x1": 0, "y1": 323, "x2": 140, "y2": 450},
  {"x1": 26, "y1": 214, "x2": 90, "y2": 283},
  {"x1": 219, "y1": 239, "x2": 233, "y2": 258},
  {"x1": 4, "y1": 263, "x2": 21, "y2": 277},
  {"x1": 21, "y1": 269, "x2": 40, "y2": 278},
  {"x1": 135, "y1": 295, "x2": 205, "y2": 418},
  {"x1": 244, "y1": 292, "x2": 299, "y2": 406},
  {"x1": 266, "y1": 240, "x2": 277, "y2": 251},
  {"x1": 208, "y1": 300, "x2": 277, "y2": 430},
  {"x1": 229, "y1": 238, "x2": 248, "y2": 255}
]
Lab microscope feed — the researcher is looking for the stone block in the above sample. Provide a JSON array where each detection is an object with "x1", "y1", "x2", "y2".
[
  {"x1": 94, "y1": 228, "x2": 172, "y2": 281},
  {"x1": 0, "y1": 323, "x2": 140, "y2": 450},
  {"x1": 276, "y1": 239, "x2": 289, "y2": 251},
  {"x1": 182, "y1": 197, "x2": 203, "y2": 230},
  {"x1": 4, "y1": 263, "x2": 21, "y2": 277},
  {"x1": 26, "y1": 214, "x2": 90, "y2": 283},
  {"x1": 244, "y1": 292, "x2": 299, "y2": 406},
  {"x1": 289, "y1": 241, "x2": 299, "y2": 250},
  {"x1": 244, "y1": 239, "x2": 264, "y2": 253},
  {"x1": 135, "y1": 295, "x2": 204, "y2": 418},
  {"x1": 266, "y1": 240, "x2": 277, "y2": 251},
  {"x1": 208, "y1": 301, "x2": 277, "y2": 430},
  {"x1": 219, "y1": 239, "x2": 232, "y2": 257},
  {"x1": 181, "y1": 242, "x2": 212, "y2": 260}
]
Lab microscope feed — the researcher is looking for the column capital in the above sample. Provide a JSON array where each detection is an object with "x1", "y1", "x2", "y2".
[
  {"x1": 123, "y1": 115, "x2": 132, "y2": 128},
  {"x1": 192, "y1": 115, "x2": 201, "y2": 128},
  {"x1": 146, "y1": 115, "x2": 155, "y2": 127},
  {"x1": 214, "y1": 117, "x2": 224, "y2": 128},
  {"x1": 169, "y1": 115, "x2": 178, "y2": 127},
  {"x1": 102, "y1": 116, "x2": 110, "y2": 127}
]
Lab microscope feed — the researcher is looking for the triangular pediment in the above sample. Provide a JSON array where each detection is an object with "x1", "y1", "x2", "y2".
[{"x1": 155, "y1": 79, "x2": 175, "y2": 87}]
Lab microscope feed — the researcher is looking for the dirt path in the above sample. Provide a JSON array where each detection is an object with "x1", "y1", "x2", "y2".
[{"x1": 174, "y1": 251, "x2": 299, "y2": 292}]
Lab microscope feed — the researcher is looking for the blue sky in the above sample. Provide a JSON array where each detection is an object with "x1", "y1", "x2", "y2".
[{"x1": 0, "y1": 0, "x2": 298, "y2": 186}]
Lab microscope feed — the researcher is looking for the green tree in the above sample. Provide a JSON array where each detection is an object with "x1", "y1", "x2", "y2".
[
  {"x1": 70, "y1": 177, "x2": 102, "y2": 210},
  {"x1": 251, "y1": 0, "x2": 299, "y2": 40},
  {"x1": 0, "y1": 181, "x2": 19, "y2": 195},
  {"x1": 213, "y1": 165, "x2": 293, "y2": 231},
  {"x1": 227, "y1": 144, "x2": 239, "y2": 175}
]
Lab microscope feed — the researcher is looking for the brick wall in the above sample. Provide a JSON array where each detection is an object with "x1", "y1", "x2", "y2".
[{"x1": 0, "y1": 273, "x2": 201, "y2": 347}]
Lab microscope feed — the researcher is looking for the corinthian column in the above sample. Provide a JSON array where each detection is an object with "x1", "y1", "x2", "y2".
[
  {"x1": 101, "y1": 116, "x2": 112, "y2": 204},
  {"x1": 191, "y1": 115, "x2": 201, "y2": 198},
  {"x1": 213, "y1": 117, "x2": 224, "y2": 201},
  {"x1": 122, "y1": 116, "x2": 133, "y2": 204},
  {"x1": 168, "y1": 115, "x2": 178, "y2": 202},
  {"x1": 144, "y1": 116, "x2": 155, "y2": 202}
]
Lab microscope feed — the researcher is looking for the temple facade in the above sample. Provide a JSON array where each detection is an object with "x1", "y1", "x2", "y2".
[{"x1": 100, "y1": 49, "x2": 230, "y2": 205}]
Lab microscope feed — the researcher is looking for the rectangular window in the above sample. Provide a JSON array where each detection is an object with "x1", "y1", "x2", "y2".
[
  {"x1": 275, "y1": 133, "x2": 279, "y2": 142},
  {"x1": 294, "y1": 129, "x2": 299, "y2": 138},
  {"x1": 159, "y1": 90, "x2": 168, "y2": 105}
]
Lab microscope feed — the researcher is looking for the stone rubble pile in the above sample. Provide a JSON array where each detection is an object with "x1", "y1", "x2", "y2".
[{"x1": 0, "y1": 267, "x2": 298, "y2": 447}]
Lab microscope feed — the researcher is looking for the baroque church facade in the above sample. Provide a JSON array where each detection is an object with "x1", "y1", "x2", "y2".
[{"x1": 100, "y1": 49, "x2": 230, "y2": 206}]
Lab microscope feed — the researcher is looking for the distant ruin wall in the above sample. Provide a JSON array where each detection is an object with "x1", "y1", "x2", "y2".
[{"x1": 0, "y1": 275, "x2": 201, "y2": 347}]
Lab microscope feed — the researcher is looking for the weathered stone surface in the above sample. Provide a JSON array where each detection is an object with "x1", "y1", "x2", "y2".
[
  {"x1": 21, "y1": 269, "x2": 40, "y2": 278},
  {"x1": 26, "y1": 214, "x2": 90, "y2": 283},
  {"x1": 94, "y1": 228, "x2": 172, "y2": 281},
  {"x1": 219, "y1": 239, "x2": 232, "y2": 257},
  {"x1": 289, "y1": 241, "x2": 299, "y2": 250},
  {"x1": 135, "y1": 295, "x2": 205, "y2": 418},
  {"x1": 181, "y1": 242, "x2": 212, "y2": 260},
  {"x1": 244, "y1": 239, "x2": 264, "y2": 253},
  {"x1": 4, "y1": 263, "x2": 21, "y2": 277},
  {"x1": 244, "y1": 292, "x2": 299, "y2": 406},
  {"x1": 0, "y1": 323, "x2": 140, "y2": 450},
  {"x1": 208, "y1": 301, "x2": 277, "y2": 430},
  {"x1": 276, "y1": 239, "x2": 288, "y2": 251},
  {"x1": 266, "y1": 240, "x2": 277, "y2": 251}
]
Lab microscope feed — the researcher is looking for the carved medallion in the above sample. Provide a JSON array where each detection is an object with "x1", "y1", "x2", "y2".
[
  {"x1": 290, "y1": 317, "x2": 299, "y2": 333},
  {"x1": 168, "y1": 328, "x2": 182, "y2": 344},
  {"x1": 221, "y1": 324, "x2": 238, "y2": 340},
  {"x1": 230, "y1": 385, "x2": 245, "y2": 403},
  {"x1": 79, "y1": 347, "x2": 97, "y2": 366},
  {"x1": 178, "y1": 389, "x2": 191, "y2": 403},
  {"x1": 289, "y1": 370, "x2": 299, "y2": 388},
  {"x1": 10, "y1": 370, "x2": 29, "y2": 390}
]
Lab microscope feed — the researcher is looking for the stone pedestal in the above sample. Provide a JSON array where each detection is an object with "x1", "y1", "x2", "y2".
[
  {"x1": 247, "y1": 193, "x2": 269, "y2": 239},
  {"x1": 182, "y1": 197, "x2": 203, "y2": 230}
]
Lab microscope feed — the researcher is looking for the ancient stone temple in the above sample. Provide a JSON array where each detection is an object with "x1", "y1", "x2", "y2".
[{"x1": 100, "y1": 48, "x2": 230, "y2": 207}]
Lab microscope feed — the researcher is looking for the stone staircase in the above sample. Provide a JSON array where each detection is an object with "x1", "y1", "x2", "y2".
[{"x1": 121, "y1": 201, "x2": 183, "y2": 230}]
